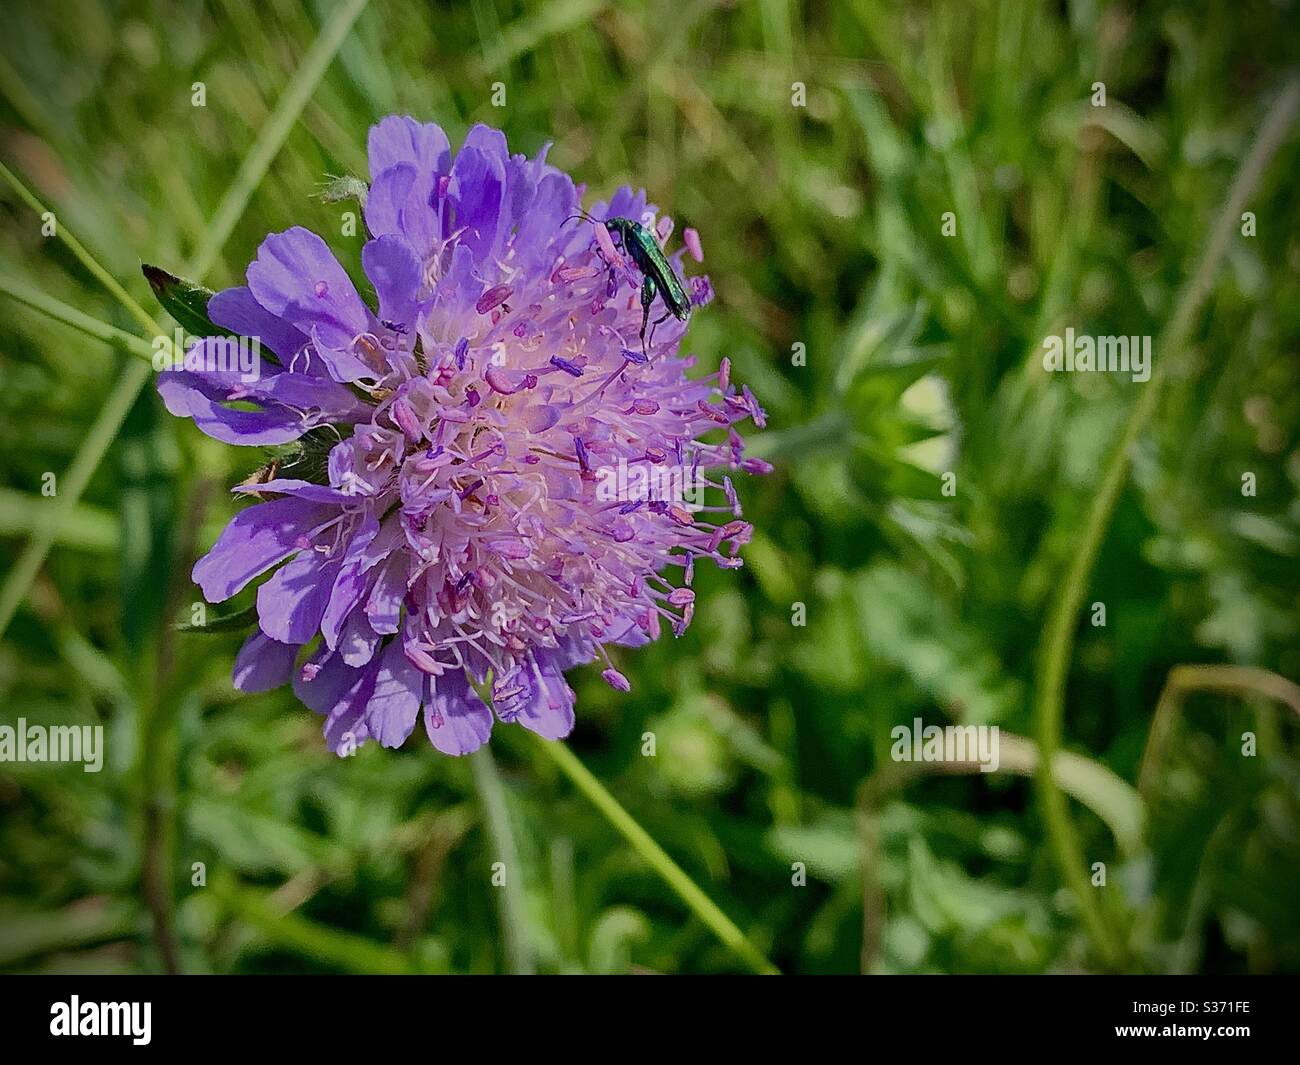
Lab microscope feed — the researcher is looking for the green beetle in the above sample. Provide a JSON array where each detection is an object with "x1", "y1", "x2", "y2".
[{"x1": 567, "y1": 212, "x2": 692, "y2": 359}]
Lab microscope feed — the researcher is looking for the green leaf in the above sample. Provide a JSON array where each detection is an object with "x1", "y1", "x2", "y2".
[{"x1": 141, "y1": 263, "x2": 232, "y2": 338}]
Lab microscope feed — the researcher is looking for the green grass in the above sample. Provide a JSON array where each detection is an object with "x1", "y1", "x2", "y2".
[{"x1": 1, "y1": 0, "x2": 1299, "y2": 975}]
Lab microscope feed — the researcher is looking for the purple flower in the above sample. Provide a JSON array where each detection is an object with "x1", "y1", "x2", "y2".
[{"x1": 161, "y1": 117, "x2": 767, "y2": 756}]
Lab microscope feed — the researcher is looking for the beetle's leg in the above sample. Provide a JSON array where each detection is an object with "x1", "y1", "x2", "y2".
[
  {"x1": 647, "y1": 312, "x2": 671, "y2": 356},
  {"x1": 639, "y1": 275, "x2": 657, "y2": 360}
]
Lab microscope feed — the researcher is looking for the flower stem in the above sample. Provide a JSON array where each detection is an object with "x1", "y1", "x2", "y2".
[
  {"x1": 532, "y1": 735, "x2": 781, "y2": 975},
  {"x1": 1032, "y1": 75, "x2": 1300, "y2": 969}
]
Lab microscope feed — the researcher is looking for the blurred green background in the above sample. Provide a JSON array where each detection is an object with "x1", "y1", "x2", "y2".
[{"x1": 1, "y1": 0, "x2": 1298, "y2": 975}]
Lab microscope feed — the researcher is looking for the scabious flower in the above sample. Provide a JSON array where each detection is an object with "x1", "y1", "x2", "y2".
[{"x1": 158, "y1": 116, "x2": 769, "y2": 756}]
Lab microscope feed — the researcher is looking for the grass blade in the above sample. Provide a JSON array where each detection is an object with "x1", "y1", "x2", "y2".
[
  {"x1": 0, "y1": 361, "x2": 152, "y2": 636},
  {"x1": 0, "y1": 0, "x2": 372, "y2": 640},
  {"x1": 188, "y1": 0, "x2": 371, "y2": 278},
  {"x1": 533, "y1": 734, "x2": 781, "y2": 975},
  {"x1": 470, "y1": 747, "x2": 536, "y2": 974},
  {"x1": 1032, "y1": 75, "x2": 1300, "y2": 969},
  {"x1": 0, "y1": 160, "x2": 160, "y2": 336},
  {"x1": 0, "y1": 273, "x2": 156, "y2": 364}
]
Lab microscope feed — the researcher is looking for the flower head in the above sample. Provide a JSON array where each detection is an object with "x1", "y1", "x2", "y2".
[{"x1": 160, "y1": 116, "x2": 767, "y2": 756}]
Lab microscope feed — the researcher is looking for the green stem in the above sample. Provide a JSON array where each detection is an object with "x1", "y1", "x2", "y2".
[
  {"x1": 0, "y1": 360, "x2": 153, "y2": 638},
  {"x1": 187, "y1": 0, "x2": 371, "y2": 279},
  {"x1": 1032, "y1": 76, "x2": 1300, "y2": 969},
  {"x1": 0, "y1": 0, "x2": 374, "y2": 977},
  {"x1": 0, "y1": 273, "x2": 157, "y2": 364},
  {"x1": 0, "y1": 0, "x2": 372, "y2": 646},
  {"x1": 469, "y1": 747, "x2": 536, "y2": 974},
  {"x1": 0, "y1": 278, "x2": 180, "y2": 640},
  {"x1": 532, "y1": 735, "x2": 780, "y2": 975},
  {"x1": 0, "y1": 160, "x2": 161, "y2": 337},
  {"x1": 0, "y1": 902, "x2": 140, "y2": 969},
  {"x1": 0, "y1": 487, "x2": 117, "y2": 552}
]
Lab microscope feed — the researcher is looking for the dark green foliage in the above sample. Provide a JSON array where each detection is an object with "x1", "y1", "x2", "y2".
[{"x1": 0, "y1": 0, "x2": 1297, "y2": 975}]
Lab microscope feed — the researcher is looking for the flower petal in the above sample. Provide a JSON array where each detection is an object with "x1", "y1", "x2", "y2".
[
  {"x1": 308, "y1": 327, "x2": 379, "y2": 384},
  {"x1": 320, "y1": 513, "x2": 381, "y2": 648},
  {"x1": 337, "y1": 607, "x2": 381, "y2": 667},
  {"x1": 254, "y1": 373, "x2": 371, "y2": 421},
  {"x1": 256, "y1": 548, "x2": 343, "y2": 644},
  {"x1": 293, "y1": 650, "x2": 355, "y2": 713},
  {"x1": 514, "y1": 172, "x2": 577, "y2": 269},
  {"x1": 364, "y1": 163, "x2": 415, "y2": 240},
  {"x1": 429, "y1": 242, "x2": 481, "y2": 321},
  {"x1": 364, "y1": 556, "x2": 406, "y2": 635},
  {"x1": 366, "y1": 116, "x2": 453, "y2": 255},
  {"x1": 232, "y1": 631, "x2": 299, "y2": 692},
  {"x1": 492, "y1": 652, "x2": 575, "y2": 740},
  {"x1": 448, "y1": 142, "x2": 505, "y2": 265},
  {"x1": 233, "y1": 479, "x2": 362, "y2": 504},
  {"x1": 246, "y1": 227, "x2": 370, "y2": 353},
  {"x1": 192, "y1": 496, "x2": 332, "y2": 602},
  {"x1": 207, "y1": 286, "x2": 308, "y2": 363},
  {"x1": 157, "y1": 370, "x2": 307, "y2": 446},
  {"x1": 361, "y1": 235, "x2": 423, "y2": 335},
  {"x1": 367, "y1": 115, "x2": 451, "y2": 182},
  {"x1": 423, "y1": 669, "x2": 493, "y2": 755},
  {"x1": 323, "y1": 660, "x2": 380, "y2": 754},
  {"x1": 366, "y1": 638, "x2": 422, "y2": 748}
]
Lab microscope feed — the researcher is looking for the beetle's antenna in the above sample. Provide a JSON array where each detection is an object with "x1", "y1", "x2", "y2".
[{"x1": 561, "y1": 210, "x2": 599, "y2": 227}]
